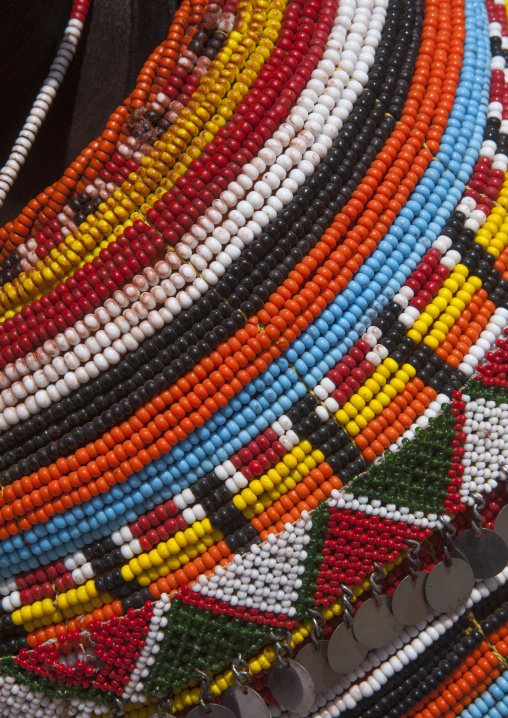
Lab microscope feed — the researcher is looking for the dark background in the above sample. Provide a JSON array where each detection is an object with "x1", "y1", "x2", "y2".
[{"x1": 0, "y1": 0, "x2": 178, "y2": 225}]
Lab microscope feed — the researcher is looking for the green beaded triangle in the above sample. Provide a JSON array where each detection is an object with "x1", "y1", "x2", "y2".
[
  {"x1": 293, "y1": 501, "x2": 329, "y2": 620},
  {"x1": 144, "y1": 600, "x2": 273, "y2": 695},
  {"x1": 351, "y1": 404, "x2": 456, "y2": 513}
]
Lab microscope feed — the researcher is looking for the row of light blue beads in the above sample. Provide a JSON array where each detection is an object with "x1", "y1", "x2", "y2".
[
  {"x1": 0, "y1": 0, "x2": 490, "y2": 577},
  {"x1": 460, "y1": 671, "x2": 508, "y2": 718},
  {"x1": 6, "y1": 358, "x2": 306, "y2": 572},
  {"x1": 284, "y1": 0, "x2": 489, "y2": 389},
  {"x1": 289, "y1": 0, "x2": 491, "y2": 389},
  {"x1": 15, "y1": 360, "x2": 302, "y2": 558},
  {"x1": 4, "y1": 359, "x2": 310, "y2": 576},
  {"x1": 0, "y1": 0, "x2": 490, "y2": 579}
]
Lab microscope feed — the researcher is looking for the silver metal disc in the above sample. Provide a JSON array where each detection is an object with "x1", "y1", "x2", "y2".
[
  {"x1": 267, "y1": 658, "x2": 315, "y2": 714},
  {"x1": 391, "y1": 572, "x2": 432, "y2": 626},
  {"x1": 223, "y1": 685, "x2": 270, "y2": 718},
  {"x1": 187, "y1": 705, "x2": 237, "y2": 718},
  {"x1": 295, "y1": 641, "x2": 340, "y2": 694},
  {"x1": 327, "y1": 622, "x2": 368, "y2": 674},
  {"x1": 352, "y1": 596, "x2": 404, "y2": 649},
  {"x1": 425, "y1": 557, "x2": 474, "y2": 614},
  {"x1": 494, "y1": 504, "x2": 508, "y2": 546},
  {"x1": 454, "y1": 528, "x2": 508, "y2": 579}
]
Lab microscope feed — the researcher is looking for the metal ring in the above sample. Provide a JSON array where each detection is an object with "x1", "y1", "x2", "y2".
[
  {"x1": 472, "y1": 493, "x2": 486, "y2": 537},
  {"x1": 111, "y1": 698, "x2": 126, "y2": 718},
  {"x1": 439, "y1": 514, "x2": 456, "y2": 566},
  {"x1": 371, "y1": 562, "x2": 385, "y2": 604},
  {"x1": 270, "y1": 629, "x2": 293, "y2": 666},
  {"x1": 340, "y1": 584, "x2": 355, "y2": 628},
  {"x1": 156, "y1": 689, "x2": 175, "y2": 718},
  {"x1": 232, "y1": 654, "x2": 251, "y2": 688},
  {"x1": 405, "y1": 538, "x2": 421, "y2": 579},
  {"x1": 196, "y1": 669, "x2": 215, "y2": 711},
  {"x1": 309, "y1": 609, "x2": 325, "y2": 647}
]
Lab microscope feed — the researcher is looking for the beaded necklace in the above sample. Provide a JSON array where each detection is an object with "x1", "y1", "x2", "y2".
[{"x1": 4, "y1": 0, "x2": 508, "y2": 714}]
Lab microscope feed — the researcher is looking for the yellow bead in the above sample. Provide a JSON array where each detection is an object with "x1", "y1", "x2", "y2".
[
  {"x1": 122, "y1": 565, "x2": 135, "y2": 582},
  {"x1": 356, "y1": 414, "x2": 368, "y2": 429},
  {"x1": 346, "y1": 421, "x2": 360, "y2": 436},
  {"x1": 268, "y1": 467, "x2": 284, "y2": 483},
  {"x1": 438, "y1": 287, "x2": 453, "y2": 302},
  {"x1": 296, "y1": 461, "x2": 310, "y2": 476},
  {"x1": 424, "y1": 304, "x2": 440, "y2": 319},
  {"x1": 439, "y1": 313, "x2": 455, "y2": 329},
  {"x1": 283, "y1": 454, "x2": 297, "y2": 469},
  {"x1": 85, "y1": 580, "x2": 98, "y2": 598},
  {"x1": 303, "y1": 456, "x2": 316, "y2": 470},
  {"x1": 192, "y1": 522, "x2": 206, "y2": 538},
  {"x1": 371, "y1": 372, "x2": 387, "y2": 388},
  {"x1": 376, "y1": 364, "x2": 391, "y2": 379},
  {"x1": 201, "y1": 518, "x2": 213, "y2": 534},
  {"x1": 395, "y1": 370, "x2": 409, "y2": 383},
  {"x1": 419, "y1": 312, "x2": 434, "y2": 326},
  {"x1": 432, "y1": 295, "x2": 448, "y2": 312},
  {"x1": 461, "y1": 282, "x2": 475, "y2": 296},
  {"x1": 413, "y1": 320, "x2": 428, "y2": 336},
  {"x1": 299, "y1": 439, "x2": 312, "y2": 454},
  {"x1": 360, "y1": 406, "x2": 375, "y2": 422},
  {"x1": 149, "y1": 549, "x2": 164, "y2": 567},
  {"x1": 407, "y1": 329, "x2": 422, "y2": 344},
  {"x1": 233, "y1": 495, "x2": 247, "y2": 511},
  {"x1": 383, "y1": 357, "x2": 398, "y2": 373},
  {"x1": 250, "y1": 480, "x2": 264, "y2": 496},
  {"x1": 67, "y1": 589, "x2": 79, "y2": 606},
  {"x1": 343, "y1": 402, "x2": 358, "y2": 418},
  {"x1": 359, "y1": 386, "x2": 373, "y2": 401},
  {"x1": 390, "y1": 377, "x2": 405, "y2": 393},
  {"x1": 130, "y1": 558, "x2": 143, "y2": 575},
  {"x1": 260, "y1": 475, "x2": 274, "y2": 491},
  {"x1": 454, "y1": 264, "x2": 468, "y2": 278},
  {"x1": 56, "y1": 594, "x2": 69, "y2": 610},
  {"x1": 335, "y1": 409, "x2": 350, "y2": 425},
  {"x1": 175, "y1": 531, "x2": 188, "y2": 548},
  {"x1": 456, "y1": 290, "x2": 472, "y2": 304},
  {"x1": 42, "y1": 598, "x2": 54, "y2": 615},
  {"x1": 77, "y1": 586, "x2": 89, "y2": 603},
  {"x1": 450, "y1": 297, "x2": 465, "y2": 312},
  {"x1": 138, "y1": 554, "x2": 152, "y2": 570},
  {"x1": 292, "y1": 446, "x2": 305, "y2": 461},
  {"x1": 350, "y1": 394, "x2": 366, "y2": 411},
  {"x1": 184, "y1": 528, "x2": 198, "y2": 544},
  {"x1": 32, "y1": 602, "x2": 44, "y2": 619},
  {"x1": 423, "y1": 334, "x2": 439, "y2": 349},
  {"x1": 365, "y1": 378, "x2": 381, "y2": 394}
]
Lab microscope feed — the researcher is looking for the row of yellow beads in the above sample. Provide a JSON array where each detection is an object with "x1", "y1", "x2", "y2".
[{"x1": 0, "y1": 0, "x2": 285, "y2": 318}]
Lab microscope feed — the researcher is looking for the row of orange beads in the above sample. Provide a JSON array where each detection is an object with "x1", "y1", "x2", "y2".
[
  {"x1": 0, "y1": 0, "x2": 203, "y2": 259},
  {"x1": 0, "y1": 0, "x2": 465, "y2": 526}
]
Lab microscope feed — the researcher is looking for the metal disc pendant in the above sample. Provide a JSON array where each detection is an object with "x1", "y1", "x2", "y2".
[
  {"x1": 425, "y1": 557, "x2": 474, "y2": 613},
  {"x1": 327, "y1": 622, "x2": 368, "y2": 674},
  {"x1": 187, "y1": 704, "x2": 237, "y2": 718},
  {"x1": 391, "y1": 572, "x2": 431, "y2": 626},
  {"x1": 295, "y1": 641, "x2": 340, "y2": 694},
  {"x1": 223, "y1": 685, "x2": 270, "y2": 718},
  {"x1": 454, "y1": 528, "x2": 508, "y2": 579},
  {"x1": 494, "y1": 504, "x2": 508, "y2": 546},
  {"x1": 353, "y1": 595, "x2": 404, "y2": 649},
  {"x1": 267, "y1": 658, "x2": 315, "y2": 714}
]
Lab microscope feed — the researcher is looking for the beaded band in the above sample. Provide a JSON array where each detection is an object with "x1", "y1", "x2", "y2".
[{"x1": 3, "y1": 0, "x2": 508, "y2": 714}]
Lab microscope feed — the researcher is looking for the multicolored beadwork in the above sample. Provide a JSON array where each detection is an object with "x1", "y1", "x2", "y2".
[{"x1": 3, "y1": 0, "x2": 508, "y2": 714}]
